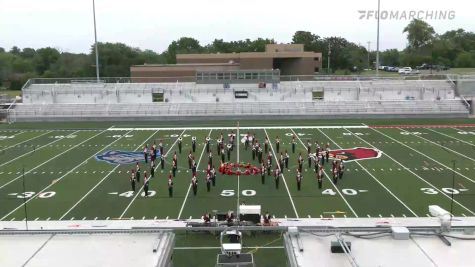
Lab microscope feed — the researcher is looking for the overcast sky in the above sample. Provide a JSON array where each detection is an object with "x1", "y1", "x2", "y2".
[{"x1": 0, "y1": 0, "x2": 473, "y2": 54}]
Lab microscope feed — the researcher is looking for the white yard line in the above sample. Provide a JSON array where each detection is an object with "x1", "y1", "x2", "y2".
[
  {"x1": 1, "y1": 131, "x2": 49, "y2": 153},
  {"x1": 0, "y1": 130, "x2": 135, "y2": 221},
  {"x1": 372, "y1": 127, "x2": 475, "y2": 184},
  {"x1": 265, "y1": 129, "x2": 299, "y2": 218},
  {"x1": 427, "y1": 128, "x2": 475, "y2": 148},
  {"x1": 237, "y1": 124, "x2": 240, "y2": 216},
  {"x1": 177, "y1": 129, "x2": 212, "y2": 219},
  {"x1": 108, "y1": 125, "x2": 369, "y2": 131},
  {"x1": 60, "y1": 130, "x2": 160, "y2": 220},
  {"x1": 398, "y1": 128, "x2": 475, "y2": 164},
  {"x1": 350, "y1": 128, "x2": 475, "y2": 216},
  {"x1": 319, "y1": 128, "x2": 418, "y2": 217},
  {"x1": 291, "y1": 129, "x2": 358, "y2": 218},
  {"x1": 0, "y1": 130, "x2": 99, "y2": 190},
  {"x1": 119, "y1": 129, "x2": 185, "y2": 219},
  {"x1": 0, "y1": 130, "x2": 78, "y2": 169}
]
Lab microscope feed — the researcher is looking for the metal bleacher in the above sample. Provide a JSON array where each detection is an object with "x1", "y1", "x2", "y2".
[{"x1": 9, "y1": 77, "x2": 470, "y2": 121}]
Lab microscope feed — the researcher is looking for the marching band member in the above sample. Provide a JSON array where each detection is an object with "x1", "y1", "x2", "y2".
[
  {"x1": 191, "y1": 175, "x2": 198, "y2": 196},
  {"x1": 297, "y1": 153, "x2": 303, "y2": 173},
  {"x1": 274, "y1": 167, "x2": 280, "y2": 189},
  {"x1": 168, "y1": 173, "x2": 173, "y2": 197},
  {"x1": 210, "y1": 165, "x2": 216, "y2": 186},
  {"x1": 205, "y1": 136, "x2": 210, "y2": 153},
  {"x1": 158, "y1": 139, "x2": 164, "y2": 156},
  {"x1": 261, "y1": 161, "x2": 266, "y2": 184},
  {"x1": 178, "y1": 137, "x2": 182, "y2": 154},
  {"x1": 130, "y1": 169, "x2": 136, "y2": 192},
  {"x1": 264, "y1": 137, "x2": 269, "y2": 154},
  {"x1": 208, "y1": 151, "x2": 213, "y2": 166},
  {"x1": 191, "y1": 136, "x2": 196, "y2": 153},
  {"x1": 292, "y1": 135, "x2": 296, "y2": 153},
  {"x1": 172, "y1": 159, "x2": 177, "y2": 177},
  {"x1": 226, "y1": 144, "x2": 232, "y2": 161},
  {"x1": 317, "y1": 165, "x2": 324, "y2": 189},
  {"x1": 296, "y1": 169, "x2": 302, "y2": 191},
  {"x1": 206, "y1": 172, "x2": 211, "y2": 192},
  {"x1": 135, "y1": 162, "x2": 141, "y2": 183},
  {"x1": 339, "y1": 160, "x2": 345, "y2": 179},
  {"x1": 143, "y1": 171, "x2": 150, "y2": 196},
  {"x1": 285, "y1": 150, "x2": 289, "y2": 169},
  {"x1": 188, "y1": 151, "x2": 193, "y2": 169},
  {"x1": 150, "y1": 161, "x2": 155, "y2": 178},
  {"x1": 143, "y1": 145, "x2": 148, "y2": 163},
  {"x1": 275, "y1": 136, "x2": 280, "y2": 153}
]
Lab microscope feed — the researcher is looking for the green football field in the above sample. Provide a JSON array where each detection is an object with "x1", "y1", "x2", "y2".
[
  {"x1": 1, "y1": 120, "x2": 475, "y2": 220},
  {"x1": 1, "y1": 119, "x2": 475, "y2": 266}
]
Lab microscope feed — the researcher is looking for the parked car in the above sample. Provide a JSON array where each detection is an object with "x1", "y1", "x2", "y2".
[{"x1": 398, "y1": 67, "x2": 412, "y2": 74}]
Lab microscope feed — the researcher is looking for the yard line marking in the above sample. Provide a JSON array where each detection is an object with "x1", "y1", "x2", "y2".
[
  {"x1": 0, "y1": 130, "x2": 134, "y2": 221},
  {"x1": 0, "y1": 130, "x2": 80, "y2": 169},
  {"x1": 120, "y1": 130, "x2": 184, "y2": 219},
  {"x1": 292, "y1": 129, "x2": 357, "y2": 217},
  {"x1": 46, "y1": 217, "x2": 50, "y2": 221},
  {"x1": 399, "y1": 128, "x2": 475, "y2": 164},
  {"x1": 323, "y1": 128, "x2": 418, "y2": 217},
  {"x1": 108, "y1": 125, "x2": 369, "y2": 131},
  {"x1": 0, "y1": 130, "x2": 51, "y2": 154},
  {"x1": 61, "y1": 130, "x2": 161, "y2": 220},
  {"x1": 267, "y1": 129, "x2": 299, "y2": 218},
  {"x1": 0, "y1": 130, "x2": 107, "y2": 190},
  {"x1": 177, "y1": 129, "x2": 212, "y2": 220},
  {"x1": 351, "y1": 128, "x2": 475, "y2": 215},
  {"x1": 10, "y1": 218, "x2": 15, "y2": 221},
  {"x1": 371, "y1": 128, "x2": 475, "y2": 184},
  {"x1": 431, "y1": 128, "x2": 475, "y2": 148},
  {"x1": 237, "y1": 123, "x2": 240, "y2": 218}
]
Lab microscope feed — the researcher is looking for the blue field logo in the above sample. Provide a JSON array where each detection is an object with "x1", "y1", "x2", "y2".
[{"x1": 95, "y1": 150, "x2": 160, "y2": 165}]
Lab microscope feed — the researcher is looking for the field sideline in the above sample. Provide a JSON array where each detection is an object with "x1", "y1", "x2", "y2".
[{"x1": 0, "y1": 122, "x2": 475, "y2": 223}]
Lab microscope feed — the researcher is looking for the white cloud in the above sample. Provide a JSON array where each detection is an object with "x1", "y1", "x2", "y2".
[{"x1": 0, "y1": 0, "x2": 472, "y2": 53}]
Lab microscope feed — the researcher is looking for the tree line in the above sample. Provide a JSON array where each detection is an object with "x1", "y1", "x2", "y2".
[{"x1": 1, "y1": 19, "x2": 474, "y2": 90}]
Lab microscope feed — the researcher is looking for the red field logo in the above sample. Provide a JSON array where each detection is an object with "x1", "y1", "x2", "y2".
[{"x1": 329, "y1": 147, "x2": 382, "y2": 162}]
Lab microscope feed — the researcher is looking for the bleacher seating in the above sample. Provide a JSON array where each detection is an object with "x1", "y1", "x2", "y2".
[{"x1": 10, "y1": 79, "x2": 469, "y2": 121}]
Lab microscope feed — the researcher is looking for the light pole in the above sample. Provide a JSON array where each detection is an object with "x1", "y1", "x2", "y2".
[
  {"x1": 93, "y1": 0, "x2": 100, "y2": 82},
  {"x1": 376, "y1": 0, "x2": 381, "y2": 76}
]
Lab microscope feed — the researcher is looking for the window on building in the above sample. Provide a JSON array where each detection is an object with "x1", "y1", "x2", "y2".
[
  {"x1": 314, "y1": 57, "x2": 320, "y2": 61},
  {"x1": 315, "y1": 67, "x2": 320, "y2": 73}
]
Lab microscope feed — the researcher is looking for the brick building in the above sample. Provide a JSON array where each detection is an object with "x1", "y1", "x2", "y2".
[{"x1": 130, "y1": 44, "x2": 322, "y2": 83}]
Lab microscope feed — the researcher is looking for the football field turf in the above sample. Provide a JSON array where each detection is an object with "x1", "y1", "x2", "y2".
[{"x1": 1, "y1": 120, "x2": 475, "y2": 222}]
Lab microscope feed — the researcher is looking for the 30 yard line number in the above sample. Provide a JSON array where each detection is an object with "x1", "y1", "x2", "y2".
[{"x1": 421, "y1": 187, "x2": 465, "y2": 195}]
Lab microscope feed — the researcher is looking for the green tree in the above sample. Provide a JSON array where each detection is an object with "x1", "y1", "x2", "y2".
[
  {"x1": 454, "y1": 51, "x2": 475, "y2": 67},
  {"x1": 380, "y1": 49, "x2": 400, "y2": 66},
  {"x1": 33, "y1": 47, "x2": 60, "y2": 75},
  {"x1": 292, "y1": 31, "x2": 322, "y2": 51},
  {"x1": 9, "y1": 46, "x2": 21, "y2": 55},
  {"x1": 403, "y1": 19, "x2": 435, "y2": 50},
  {"x1": 20, "y1": 48, "x2": 36, "y2": 59},
  {"x1": 165, "y1": 37, "x2": 203, "y2": 63}
]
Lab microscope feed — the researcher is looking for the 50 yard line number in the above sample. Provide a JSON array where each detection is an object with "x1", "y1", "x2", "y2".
[{"x1": 221, "y1": 189, "x2": 256, "y2": 197}]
